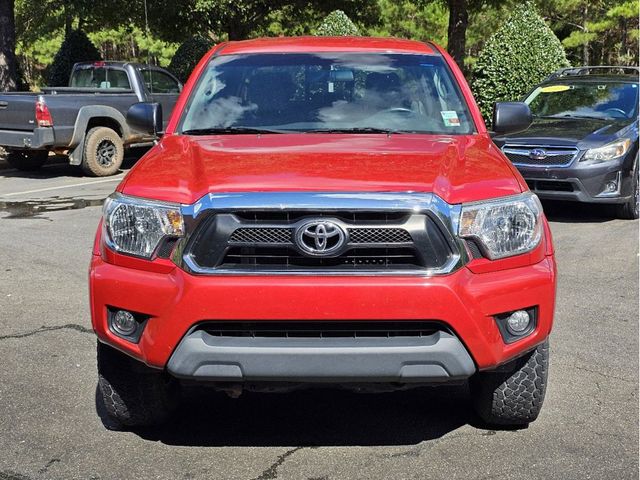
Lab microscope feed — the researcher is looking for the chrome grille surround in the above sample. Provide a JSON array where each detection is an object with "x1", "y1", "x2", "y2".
[
  {"x1": 174, "y1": 192, "x2": 468, "y2": 276},
  {"x1": 502, "y1": 144, "x2": 580, "y2": 168}
]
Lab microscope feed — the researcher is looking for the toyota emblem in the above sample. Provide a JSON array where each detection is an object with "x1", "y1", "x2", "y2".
[{"x1": 295, "y1": 220, "x2": 347, "y2": 256}]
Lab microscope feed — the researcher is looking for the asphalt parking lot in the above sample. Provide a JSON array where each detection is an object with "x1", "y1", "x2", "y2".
[{"x1": 0, "y1": 158, "x2": 638, "y2": 480}]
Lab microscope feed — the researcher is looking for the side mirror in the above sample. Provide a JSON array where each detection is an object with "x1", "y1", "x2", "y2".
[
  {"x1": 492, "y1": 102, "x2": 532, "y2": 136},
  {"x1": 127, "y1": 102, "x2": 163, "y2": 136}
]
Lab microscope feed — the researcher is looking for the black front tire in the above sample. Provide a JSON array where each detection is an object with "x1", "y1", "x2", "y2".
[
  {"x1": 470, "y1": 340, "x2": 549, "y2": 426},
  {"x1": 5, "y1": 150, "x2": 48, "y2": 171},
  {"x1": 97, "y1": 342, "x2": 178, "y2": 428},
  {"x1": 616, "y1": 166, "x2": 639, "y2": 220}
]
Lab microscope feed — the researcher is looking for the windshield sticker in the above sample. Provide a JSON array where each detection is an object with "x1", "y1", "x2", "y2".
[
  {"x1": 440, "y1": 111, "x2": 460, "y2": 127},
  {"x1": 540, "y1": 85, "x2": 571, "y2": 93}
]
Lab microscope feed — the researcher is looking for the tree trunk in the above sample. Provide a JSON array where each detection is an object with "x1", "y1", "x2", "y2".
[
  {"x1": 582, "y1": 4, "x2": 589, "y2": 65},
  {"x1": 0, "y1": 0, "x2": 18, "y2": 92},
  {"x1": 447, "y1": 0, "x2": 468, "y2": 71}
]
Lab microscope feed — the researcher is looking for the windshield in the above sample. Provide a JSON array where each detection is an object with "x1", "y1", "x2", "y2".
[
  {"x1": 179, "y1": 53, "x2": 475, "y2": 134},
  {"x1": 525, "y1": 82, "x2": 639, "y2": 120}
]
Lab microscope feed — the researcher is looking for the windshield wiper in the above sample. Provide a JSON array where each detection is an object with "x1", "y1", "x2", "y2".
[
  {"x1": 182, "y1": 126, "x2": 287, "y2": 135},
  {"x1": 304, "y1": 127, "x2": 401, "y2": 134},
  {"x1": 539, "y1": 114, "x2": 608, "y2": 121}
]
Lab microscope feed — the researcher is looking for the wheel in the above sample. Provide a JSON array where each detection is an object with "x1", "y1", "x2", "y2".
[
  {"x1": 4, "y1": 150, "x2": 48, "y2": 171},
  {"x1": 97, "y1": 341, "x2": 178, "y2": 427},
  {"x1": 81, "y1": 127, "x2": 124, "y2": 176},
  {"x1": 616, "y1": 166, "x2": 639, "y2": 220},
  {"x1": 470, "y1": 340, "x2": 549, "y2": 426}
]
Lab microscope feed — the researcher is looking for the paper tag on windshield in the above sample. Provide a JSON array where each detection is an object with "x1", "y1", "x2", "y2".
[{"x1": 441, "y1": 111, "x2": 460, "y2": 127}]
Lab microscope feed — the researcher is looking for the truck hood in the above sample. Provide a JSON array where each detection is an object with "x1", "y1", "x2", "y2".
[{"x1": 119, "y1": 133, "x2": 524, "y2": 205}]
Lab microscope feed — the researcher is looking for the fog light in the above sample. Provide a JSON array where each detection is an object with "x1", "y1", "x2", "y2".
[
  {"x1": 112, "y1": 310, "x2": 137, "y2": 336},
  {"x1": 506, "y1": 310, "x2": 530, "y2": 335},
  {"x1": 604, "y1": 180, "x2": 618, "y2": 193}
]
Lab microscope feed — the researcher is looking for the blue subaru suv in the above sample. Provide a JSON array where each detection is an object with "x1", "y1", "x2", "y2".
[{"x1": 494, "y1": 66, "x2": 639, "y2": 219}]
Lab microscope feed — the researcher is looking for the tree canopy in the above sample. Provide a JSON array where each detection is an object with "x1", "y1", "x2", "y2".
[
  {"x1": 2, "y1": 0, "x2": 638, "y2": 91},
  {"x1": 471, "y1": 2, "x2": 570, "y2": 122}
]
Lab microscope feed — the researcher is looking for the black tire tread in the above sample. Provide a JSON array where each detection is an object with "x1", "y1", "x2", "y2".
[
  {"x1": 97, "y1": 342, "x2": 177, "y2": 427},
  {"x1": 471, "y1": 340, "x2": 549, "y2": 426}
]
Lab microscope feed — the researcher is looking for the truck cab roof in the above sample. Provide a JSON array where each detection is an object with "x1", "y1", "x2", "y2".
[{"x1": 216, "y1": 36, "x2": 438, "y2": 56}]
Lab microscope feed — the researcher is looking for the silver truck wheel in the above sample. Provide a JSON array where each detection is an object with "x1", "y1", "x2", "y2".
[{"x1": 81, "y1": 127, "x2": 124, "y2": 177}]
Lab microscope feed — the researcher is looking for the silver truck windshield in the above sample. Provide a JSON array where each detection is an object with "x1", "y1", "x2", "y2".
[{"x1": 179, "y1": 53, "x2": 474, "y2": 134}]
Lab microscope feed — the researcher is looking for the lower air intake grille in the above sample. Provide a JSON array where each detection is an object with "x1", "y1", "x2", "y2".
[{"x1": 196, "y1": 321, "x2": 448, "y2": 338}]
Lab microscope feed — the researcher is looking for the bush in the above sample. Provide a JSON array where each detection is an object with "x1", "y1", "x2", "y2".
[
  {"x1": 168, "y1": 37, "x2": 211, "y2": 83},
  {"x1": 471, "y1": 2, "x2": 570, "y2": 123},
  {"x1": 316, "y1": 10, "x2": 360, "y2": 36},
  {"x1": 47, "y1": 30, "x2": 101, "y2": 86}
]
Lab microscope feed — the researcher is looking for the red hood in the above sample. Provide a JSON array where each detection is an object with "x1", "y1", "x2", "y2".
[{"x1": 119, "y1": 133, "x2": 525, "y2": 205}]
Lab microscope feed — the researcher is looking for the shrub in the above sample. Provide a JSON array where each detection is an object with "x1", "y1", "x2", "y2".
[
  {"x1": 47, "y1": 30, "x2": 101, "y2": 86},
  {"x1": 168, "y1": 37, "x2": 211, "y2": 83},
  {"x1": 316, "y1": 10, "x2": 360, "y2": 36},
  {"x1": 471, "y1": 2, "x2": 570, "y2": 123}
]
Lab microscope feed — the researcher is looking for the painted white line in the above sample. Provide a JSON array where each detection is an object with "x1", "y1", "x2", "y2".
[{"x1": 2, "y1": 176, "x2": 124, "y2": 197}]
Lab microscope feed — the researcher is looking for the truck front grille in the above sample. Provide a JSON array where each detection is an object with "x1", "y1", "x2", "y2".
[{"x1": 184, "y1": 210, "x2": 455, "y2": 274}]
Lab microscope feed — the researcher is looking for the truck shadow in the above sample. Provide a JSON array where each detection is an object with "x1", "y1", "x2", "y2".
[
  {"x1": 102, "y1": 384, "x2": 495, "y2": 447},
  {"x1": 541, "y1": 200, "x2": 620, "y2": 223},
  {"x1": 0, "y1": 148, "x2": 147, "y2": 179}
]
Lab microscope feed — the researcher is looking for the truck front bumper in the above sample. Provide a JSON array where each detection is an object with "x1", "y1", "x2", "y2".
[
  {"x1": 90, "y1": 252, "x2": 557, "y2": 381},
  {"x1": 167, "y1": 330, "x2": 475, "y2": 383}
]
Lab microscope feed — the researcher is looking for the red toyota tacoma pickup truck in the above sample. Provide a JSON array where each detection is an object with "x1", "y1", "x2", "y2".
[{"x1": 90, "y1": 37, "x2": 556, "y2": 428}]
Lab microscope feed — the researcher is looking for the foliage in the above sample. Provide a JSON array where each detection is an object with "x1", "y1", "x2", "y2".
[
  {"x1": 367, "y1": 0, "x2": 447, "y2": 46},
  {"x1": 46, "y1": 29, "x2": 101, "y2": 86},
  {"x1": 168, "y1": 36, "x2": 212, "y2": 83},
  {"x1": 536, "y1": 0, "x2": 639, "y2": 65},
  {"x1": 316, "y1": 10, "x2": 360, "y2": 36},
  {"x1": 471, "y1": 2, "x2": 570, "y2": 122}
]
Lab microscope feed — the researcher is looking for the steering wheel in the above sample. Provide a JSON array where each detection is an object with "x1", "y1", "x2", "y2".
[{"x1": 604, "y1": 108, "x2": 627, "y2": 118}]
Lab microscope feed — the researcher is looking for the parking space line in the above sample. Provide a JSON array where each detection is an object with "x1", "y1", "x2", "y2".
[{"x1": 2, "y1": 177, "x2": 124, "y2": 197}]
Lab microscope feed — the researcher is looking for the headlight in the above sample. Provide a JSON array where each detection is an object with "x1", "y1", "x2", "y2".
[
  {"x1": 459, "y1": 193, "x2": 542, "y2": 260},
  {"x1": 582, "y1": 138, "x2": 631, "y2": 162},
  {"x1": 103, "y1": 193, "x2": 184, "y2": 258}
]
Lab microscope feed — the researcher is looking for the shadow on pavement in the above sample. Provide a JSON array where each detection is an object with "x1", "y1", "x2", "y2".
[
  {"x1": 99, "y1": 385, "x2": 481, "y2": 447},
  {"x1": 541, "y1": 199, "x2": 619, "y2": 223},
  {"x1": 0, "y1": 148, "x2": 147, "y2": 179}
]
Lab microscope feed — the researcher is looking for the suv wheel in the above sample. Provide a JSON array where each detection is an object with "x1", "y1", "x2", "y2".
[
  {"x1": 617, "y1": 165, "x2": 639, "y2": 220},
  {"x1": 97, "y1": 342, "x2": 178, "y2": 428},
  {"x1": 470, "y1": 340, "x2": 549, "y2": 426},
  {"x1": 81, "y1": 127, "x2": 124, "y2": 177},
  {"x1": 5, "y1": 150, "x2": 48, "y2": 171}
]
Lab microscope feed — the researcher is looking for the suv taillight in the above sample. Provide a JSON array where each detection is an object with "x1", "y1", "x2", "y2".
[{"x1": 35, "y1": 97, "x2": 53, "y2": 127}]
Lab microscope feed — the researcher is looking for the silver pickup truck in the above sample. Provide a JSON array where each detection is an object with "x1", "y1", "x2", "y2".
[{"x1": 0, "y1": 61, "x2": 182, "y2": 176}]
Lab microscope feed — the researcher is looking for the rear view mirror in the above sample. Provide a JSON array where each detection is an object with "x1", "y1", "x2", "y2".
[
  {"x1": 127, "y1": 102, "x2": 163, "y2": 136},
  {"x1": 492, "y1": 102, "x2": 532, "y2": 135}
]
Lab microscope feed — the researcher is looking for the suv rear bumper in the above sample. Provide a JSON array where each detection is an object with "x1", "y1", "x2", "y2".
[
  {"x1": 90, "y1": 252, "x2": 557, "y2": 377},
  {"x1": 167, "y1": 330, "x2": 476, "y2": 383}
]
